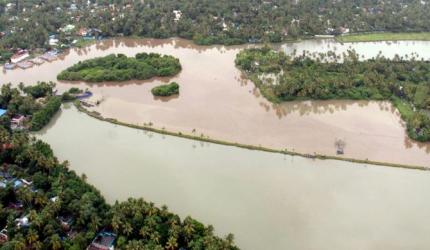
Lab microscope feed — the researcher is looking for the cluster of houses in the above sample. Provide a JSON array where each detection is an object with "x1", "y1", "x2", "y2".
[
  {"x1": 0, "y1": 166, "x2": 34, "y2": 243},
  {"x1": 0, "y1": 172, "x2": 33, "y2": 191},
  {"x1": 1, "y1": 1, "x2": 108, "y2": 70},
  {"x1": 1, "y1": 21, "x2": 105, "y2": 70},
  {"x1": 3, "y1": 49, "x2": 59, "y2": 70}
]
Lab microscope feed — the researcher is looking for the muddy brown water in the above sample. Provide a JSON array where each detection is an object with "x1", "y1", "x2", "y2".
[
  {"x1": 3, "y1": 37, "x2": 429, "y2": 166},
  {"x1": 35, "y1": 105, "x2": 430, "y2": 250}
]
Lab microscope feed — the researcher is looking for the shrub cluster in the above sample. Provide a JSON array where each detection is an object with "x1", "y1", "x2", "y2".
[{"x1": 151, "y1": 82, "x2": 180, "y2": 96}]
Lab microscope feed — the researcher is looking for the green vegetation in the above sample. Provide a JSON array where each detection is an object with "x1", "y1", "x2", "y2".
[
  {"x1": 2, "y1": 0, "x2": 430, "y2": 50},
  {"x1": 73, "y1": 38, "x2": 96, "y2": 48},
  {"x1": 0, "y1": 84, "x2": 238, "y2": 249},
  {"x1": 0, "y1": 82, "x2": 59, "y2": 131},
  {"x1": 0, "y1": 50, "x2": 13, "y2": 64},
  {"x1": 60, "y1": 87, "x2": 84, "y2": 102},
  {"x1": 236, "y1": 47, "x2": 430, "y2": 142},
  {"x1": 336, "y1": 32, "x2": 430, "y2": 43},
  {"x1": 57, "y1": 53, "x2": 181, "y2": 82},
  {"x1": 22, "y1": 81, "x2": 55, "y2": 99},
  {"x1": 151, "y1": 82, "x2": 180, "y2": 96},
  {"x1": 30, "y1": 96, "x2": 61, "y2": 131}
]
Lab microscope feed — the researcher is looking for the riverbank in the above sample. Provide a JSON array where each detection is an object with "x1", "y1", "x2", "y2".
[
  {"x1": 76, "y1": 102, "x2": 429, "y2": 171},
  {"x1": 336, "y1": 32, "x2": 430, "y2": 43}
]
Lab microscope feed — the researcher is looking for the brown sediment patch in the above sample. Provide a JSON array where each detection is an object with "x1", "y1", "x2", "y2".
[{"x1": 2, "y1": 37, "x2": 430, "y2": 167}]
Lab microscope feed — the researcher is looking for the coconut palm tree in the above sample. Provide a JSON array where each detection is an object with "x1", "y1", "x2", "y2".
[
  {"x1": 49, "y1": 234, "x2": 62, "y2": 250},
  {"x1": 27, "y1": 229, "x2": 39, "y2": 245},
  {"x1": 123, "y1": 222, "x2": 133, "y2": 237},
  {"x1": 165, "y1": 236, "x2": 178, "y2": 250}
]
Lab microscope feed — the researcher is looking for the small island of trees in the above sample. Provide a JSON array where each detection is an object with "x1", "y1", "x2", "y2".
[
  {"x1": 151, "y1": 82, "x2": 180, "y2": 97},
  {"x1": 57, "y1": 53, "x2": 181, "y2": 82},
  {"x1": 235, "y1": 47, "x2": 430, "y2": 142}
]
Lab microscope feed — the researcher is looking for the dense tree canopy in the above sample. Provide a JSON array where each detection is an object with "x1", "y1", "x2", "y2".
[
  {"x1": 57, "y1": 53, "x2": 181, "y2": 82},
  {"x1": 151, "y1": 82, "x2": 180, "y2": 97},
  {"x1": 236, "y1": 47, "x2": 430, "y2": 141}
]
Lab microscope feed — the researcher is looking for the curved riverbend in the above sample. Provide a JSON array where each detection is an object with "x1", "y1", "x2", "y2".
[
  {"x1": 3, "y1": 38, "x2": 430, "y2": 167},
  {"x1": 35, "y1": 105, "x2": 430, "y2": 250}
]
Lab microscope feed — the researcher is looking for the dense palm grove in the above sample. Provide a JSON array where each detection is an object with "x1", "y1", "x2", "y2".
[
  {"x1": 57, "y1": 53, "x2": 181, "y2": 82},
  {"x1": 0, "y1": 84, "x2": 238, "y2": 249},
  {"x1": 1, "y1": 0, "x2": 430, "y2": 52},
  {"x1": 235, "y1": 47, "x2": 430, "y2": 142}
]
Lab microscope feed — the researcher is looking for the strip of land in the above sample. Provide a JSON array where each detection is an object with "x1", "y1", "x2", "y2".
[
  {"x1": 336, "y1": 32, "x2": 430, "y2": 43},
  {"x1": 76, "y1": 102, "x2": 430, "y2": 171}
]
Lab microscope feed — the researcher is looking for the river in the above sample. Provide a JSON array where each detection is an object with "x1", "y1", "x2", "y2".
[
  {"x1": 35, "y1": 105, "x2": 430, "y2": 250},
  {"x1": 1, "y1": 38, "x2": 430, "y2": 166}
]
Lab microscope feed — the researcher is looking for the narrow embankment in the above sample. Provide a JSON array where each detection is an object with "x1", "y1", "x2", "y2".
[{"x1": 76, "y1": 103, "x2": 430, "y2": 171}]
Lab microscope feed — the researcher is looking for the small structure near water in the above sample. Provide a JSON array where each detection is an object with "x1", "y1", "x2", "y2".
[
  {"x1": 10, "y1": 49, "x2": 29, "y2": 63},
  {"x1": 40, "y1": 50, "x2": 59, "y2": 62},
  {"x1": 80, "y1": 93, "x2": 104, "y2": 107},
  {"x1": 17, "y1": 60, "x2": 33, "y2": 69},
  {"x1": 87, "y1": 232, "x2": 116, "y2": 250},
  {"x1": 30, "y1": 57, "x2": 45, "y2": 65},
  {"x1": 4, "y1": 63, "x2": 16, "y2": 70},
  {"x1": 335, "y1": 139, "x2": 346, "y2": 155},
  {"x1": 75, "y1": 91, "x2": 93, "y2": 99}
]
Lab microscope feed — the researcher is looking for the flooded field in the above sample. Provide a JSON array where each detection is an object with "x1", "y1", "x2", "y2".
[
  {"x1": 2, "y1": 38, "x2": 430, "y2": 166},
  {"x1": 35, "y1": 106, "x2": 430, "y2": 250}
]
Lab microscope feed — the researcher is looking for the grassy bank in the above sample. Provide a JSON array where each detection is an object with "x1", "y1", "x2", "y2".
[
  {"x1": 74, "y1": 38, "x2": 97, "y2": 48},
  {"x1": 75, "y1": 102, "x2": 429, "y2": 171},
  {"x1": 336, "y1": 32, "x2": 430, "y2": 43}
]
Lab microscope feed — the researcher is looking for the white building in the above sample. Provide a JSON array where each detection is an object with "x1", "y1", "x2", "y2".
[
  {"x1": 173, "y1": 10, "x2": 182, "y2": 22},
  {"x1": 10, "y1": 50, "x2": 29, "y2": 63}
]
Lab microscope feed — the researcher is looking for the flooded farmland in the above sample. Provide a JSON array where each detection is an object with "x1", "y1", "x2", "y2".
[{"x1": 3, "y1": 38, "x2": 429, "y2": 166}]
